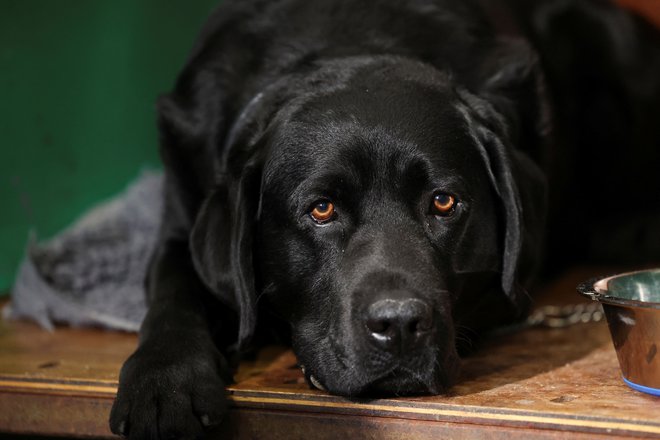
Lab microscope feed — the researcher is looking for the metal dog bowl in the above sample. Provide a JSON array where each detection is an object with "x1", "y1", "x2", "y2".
[{"x1": 578, "y1": 269, "x2": 660, "y2": 396}]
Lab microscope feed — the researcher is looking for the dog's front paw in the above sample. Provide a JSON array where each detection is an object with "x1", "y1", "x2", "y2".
[{"x1": 109, "y1": 337, "x2": 230, "y2": 439}]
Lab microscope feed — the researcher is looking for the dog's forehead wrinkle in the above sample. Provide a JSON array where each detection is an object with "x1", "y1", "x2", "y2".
[
  {"x1": 266, "y1": 94, "x2": 492, "y2": 209},
  {"x1": 276, "y1": 134, "x2": 437, "y2": 215}
]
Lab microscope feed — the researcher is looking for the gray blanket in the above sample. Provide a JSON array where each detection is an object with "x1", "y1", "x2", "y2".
[{"x1": 3, "y1": 171, "x2": 162, "y2": 332}]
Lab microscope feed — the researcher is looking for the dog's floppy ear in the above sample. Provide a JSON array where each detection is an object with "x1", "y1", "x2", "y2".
[
  {"x1": 189, "y1": 162, "x2": 262, "y2": 350},
  {"x1": 461, "y1": 39, "x2": 549, "y2": 316},
  {"x1": 474, "y1": 128, "x2": 546, "y2": 316}
]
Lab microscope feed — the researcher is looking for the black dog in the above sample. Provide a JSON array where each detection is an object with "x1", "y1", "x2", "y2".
[{"x1": 110, "y1": 0, "x2": 660, "y2": 438}]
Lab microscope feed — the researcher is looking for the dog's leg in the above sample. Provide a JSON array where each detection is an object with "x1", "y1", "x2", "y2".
[{"x1": 109, "y1": 238, "x2": 231, "y2": 439}]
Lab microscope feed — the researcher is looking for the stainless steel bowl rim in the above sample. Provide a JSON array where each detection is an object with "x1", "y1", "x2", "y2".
[{"x1": 577, "y1": 269, "x2": 660, "y2": 310}]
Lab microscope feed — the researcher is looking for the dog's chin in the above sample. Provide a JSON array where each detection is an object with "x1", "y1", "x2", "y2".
[
  {"x1": 349, "y1": 369, "x2": 443, "y2": 397},
  {"x1": 298, "y1": 349, "x2": 460, "y2": 398}
]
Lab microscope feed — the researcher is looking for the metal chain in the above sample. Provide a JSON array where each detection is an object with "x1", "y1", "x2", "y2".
[
  {"x1": 525, "y1": 302, "x2": 605, "y2": 328},
  {"x1": 488, "y1": 302, "x2": 605, "y2": 337}
]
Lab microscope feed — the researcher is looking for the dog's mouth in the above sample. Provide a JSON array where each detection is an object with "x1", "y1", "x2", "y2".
[
  {"x1": 299, "y1": 361, "x2": 445, "y2": 396},
  {"x1": 365, "y1": 368, "x2": 441, "y2": 396}
]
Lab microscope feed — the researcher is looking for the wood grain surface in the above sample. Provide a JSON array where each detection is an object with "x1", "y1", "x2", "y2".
[{"x1": 0, "y1": 267, "x2": 658, "y2": 439}]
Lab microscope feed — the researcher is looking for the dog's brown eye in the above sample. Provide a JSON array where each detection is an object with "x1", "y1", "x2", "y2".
[
  {"x1": 432, "y1": 193, "x2": 456, "y2": 216},
  {"x1": 310, "y1": 200, "x2": 336, "y2": 223}
]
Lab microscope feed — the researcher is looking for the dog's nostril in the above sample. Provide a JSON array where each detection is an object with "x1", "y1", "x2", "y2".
[
  {"x1": 366, "y1": 318, "x2": 393, "y2": 337},
  {"x1": 410, "y1": 314, "x2": 433, "y2": 333}
]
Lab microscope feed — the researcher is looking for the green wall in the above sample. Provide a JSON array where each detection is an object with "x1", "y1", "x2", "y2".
[{"x1": 0, "y1": 0, "x2": 219, "y2": 293}]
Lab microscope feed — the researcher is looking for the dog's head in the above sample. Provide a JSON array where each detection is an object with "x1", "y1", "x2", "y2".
[{"x1": 179, "y1": 49, "x2": 546, "y2": 396}]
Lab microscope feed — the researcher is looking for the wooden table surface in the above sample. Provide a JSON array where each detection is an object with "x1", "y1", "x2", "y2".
[{"x1": 0, "y1": 267, "x2": 658, "y2": 439}]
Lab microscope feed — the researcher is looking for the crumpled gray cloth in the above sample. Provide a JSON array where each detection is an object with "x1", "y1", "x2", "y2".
[{"x1": 3, "y1": 171, "x2": 163, "y2": 332}]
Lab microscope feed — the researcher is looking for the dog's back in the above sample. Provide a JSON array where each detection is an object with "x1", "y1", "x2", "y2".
[{"x1": 507, "y1": 0, "x2": 660, "y2": 271}]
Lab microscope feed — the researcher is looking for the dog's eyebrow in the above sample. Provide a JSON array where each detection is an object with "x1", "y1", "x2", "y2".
[{"x1": 289, "y1": 170, "x2": 360, "y2": 209}]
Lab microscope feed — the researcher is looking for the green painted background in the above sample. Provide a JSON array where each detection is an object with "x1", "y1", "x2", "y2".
[{"x1": 0, "y1": 0, "x2": 219, "y2": 294}]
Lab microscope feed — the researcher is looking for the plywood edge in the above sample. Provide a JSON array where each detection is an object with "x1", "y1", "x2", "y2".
[
  {"x1": 0, "y1": 374, "x2": 118, "y2": 398},
  {"x1": 228, "y1": 389, "x2": 660, "y2": 438},
  {"x1": 2, "y1": 374, "x2": 658, "y2": 438}
]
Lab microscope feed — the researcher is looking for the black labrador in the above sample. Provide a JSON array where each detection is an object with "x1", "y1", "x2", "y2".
[{"x1": 110, "y1": 0, "x2": 660, "y2": 438}]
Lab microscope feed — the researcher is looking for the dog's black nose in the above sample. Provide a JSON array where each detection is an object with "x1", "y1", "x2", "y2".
[{"x1": 365, "y1": 298, "x2": 432, "y2": 352}]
